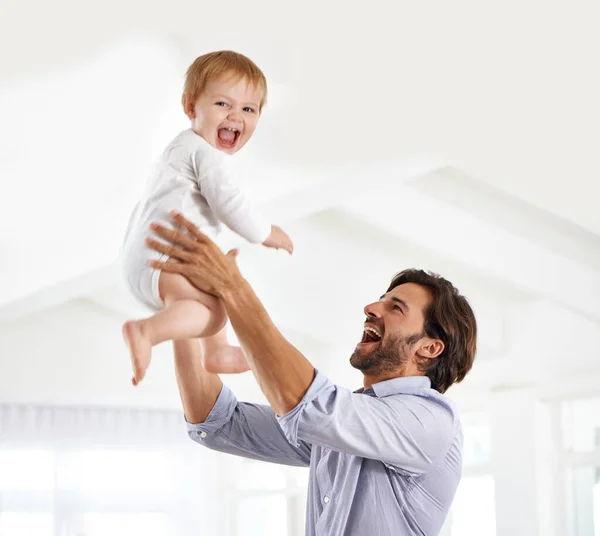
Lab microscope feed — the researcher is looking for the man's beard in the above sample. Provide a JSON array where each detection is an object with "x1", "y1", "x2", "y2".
[{"x1": 350, "y1": 331, "x2": 423, "y2": 375}]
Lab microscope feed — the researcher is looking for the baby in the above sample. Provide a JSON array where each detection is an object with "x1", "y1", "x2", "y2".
[{"x1": 119, "y1": 50, "x2": 293, "y2": 385}]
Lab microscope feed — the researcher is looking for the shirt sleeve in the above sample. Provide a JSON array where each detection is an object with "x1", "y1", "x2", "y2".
[
  {"x1": 276, "y1": 371, "x2": 457, "y2": 476},
  {"x1": 187, "y1": 383, "x2": 312, "y2": 467},
  {"x1": 191, "y1": 145, "x2": 272, "y2": 244}
]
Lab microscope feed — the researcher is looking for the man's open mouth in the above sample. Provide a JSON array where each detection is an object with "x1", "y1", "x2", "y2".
[{"x1": 359, "y1": 325, "x2": 382, "y2": 345}]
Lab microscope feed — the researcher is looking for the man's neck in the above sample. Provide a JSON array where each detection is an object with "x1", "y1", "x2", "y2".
[{"x1": 363, "y1": 362, "x2": 424, "y2": 390}]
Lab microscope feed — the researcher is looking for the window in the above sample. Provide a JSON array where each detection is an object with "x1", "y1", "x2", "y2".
[
  {"x1": 228, "y1": 457, "x2": 308, "y2": 536},
  {"x1": 0, "y1": 450, "x2": 55, "y2": 491},
  {"x1": 441, "y1": 411, "x2": 496, "y2": 536},
  {"x1": 235, "y1": 495, "x2": 288, "y2": 536},
  {"x1": 58, "y1": 449, "x2": 175, "y2": 492},
  {"x1": 0, "y1": 450, "x2": 55, "y2": 535},
  {"x1": 461, "y1": 412, "x2": 492, "y2": 469},
  {"x1": 562, "y1": 397, "x2": 600, "y2": 453},
  {"x1": 595, "y1": 471, "x2": 600, "y2": 536},
  {"x1": 73, "y1": 513, "x2": 170, "y2": 536},
  {"x1": 0, "y1": 513, "x2": 53, "y2": 536},
  {"x1": 0, "y1": 403, "x2": 228, "y2": 536},
  {"x1": 569, "y1": 465, "x2": 600, "y2": 536},
  {"x1": 449, "y1": 475, "x2": 496, "y2": 536},
  {"x1": 0, "y1": 445, "x2": 207, "y2": 536},
  {"x1": 232, "y1": 455, "x2": 288, "y2": 491},
  {"x1": 562, "y1": 396, "x2": 600, "y2": 535}
]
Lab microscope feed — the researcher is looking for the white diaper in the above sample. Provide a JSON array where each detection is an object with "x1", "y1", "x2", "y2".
[{"x1": 119, "y1": 231, "x2": 166, "y2": 312}]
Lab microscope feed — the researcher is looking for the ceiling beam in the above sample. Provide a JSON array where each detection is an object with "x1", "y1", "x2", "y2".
[
  {"x1": 343, "y1": 184, "x2": 600, "y2": 322},
  {"x1": 0, "y1": 155, "x2": 445, "y2": 321},
  {"x1": 0, "y1": 264, "x2": 119, "y2": 324},
  {"x1": 259, "y1": 155, "x2": 446, "y2": 223}
]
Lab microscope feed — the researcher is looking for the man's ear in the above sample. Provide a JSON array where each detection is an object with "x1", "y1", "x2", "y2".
[{"x1": 416, "y1": 338, "x2": 444, "y2": 360}]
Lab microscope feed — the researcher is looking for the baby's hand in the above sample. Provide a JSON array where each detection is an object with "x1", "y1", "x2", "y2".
[{"x1": 262, "y1": 225, "x2": 294, "y2": 255}]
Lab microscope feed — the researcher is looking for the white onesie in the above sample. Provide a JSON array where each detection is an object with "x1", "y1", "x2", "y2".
[{"x1": 119, "y1": 129, "x2": 271, "y2": 311}]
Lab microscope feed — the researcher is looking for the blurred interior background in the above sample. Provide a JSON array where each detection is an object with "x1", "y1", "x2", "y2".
[{"x1": 1, "y1": 1, "x2": 599, "y2": 534}]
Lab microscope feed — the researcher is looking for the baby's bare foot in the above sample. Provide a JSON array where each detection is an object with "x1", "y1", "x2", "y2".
[
  {"x1": 122, "y1": 321, "x2": 152, "y2": 386},
  {"x1": 202, "y1": 345, "x2": 250, "y2": 374}
]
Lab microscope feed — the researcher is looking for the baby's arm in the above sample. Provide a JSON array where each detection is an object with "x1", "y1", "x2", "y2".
[{"x1": 194, "y1": 148, "x2": 293, "y2": 253}]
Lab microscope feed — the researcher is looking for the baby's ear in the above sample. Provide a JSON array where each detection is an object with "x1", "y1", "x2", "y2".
[{"x1": 182, "y1": 94, "x2": 195, "y2": 119}]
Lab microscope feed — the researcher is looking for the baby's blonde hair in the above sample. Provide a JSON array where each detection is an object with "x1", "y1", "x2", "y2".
[{"x1": 183, "y1": 50, "x2": 268, "y2": 110}]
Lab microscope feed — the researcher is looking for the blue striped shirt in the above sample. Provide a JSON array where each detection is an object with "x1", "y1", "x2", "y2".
[{"x1": 187, "y1": 371, "x2": 463, "y2": 535}]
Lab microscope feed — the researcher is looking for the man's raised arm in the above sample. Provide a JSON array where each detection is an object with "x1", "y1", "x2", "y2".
[{"x1": 147, "y1": 211, "x2": 316, "y2": 416}]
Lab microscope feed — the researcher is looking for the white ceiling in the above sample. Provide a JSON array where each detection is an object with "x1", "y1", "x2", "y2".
[{"x1": 1, "y1": 0, "x2": 599, "y2": 408}]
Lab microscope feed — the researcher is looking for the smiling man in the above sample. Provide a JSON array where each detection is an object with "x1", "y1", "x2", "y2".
[{"x1": 147, "y1": 212, "x2": 478, "y2": 536}]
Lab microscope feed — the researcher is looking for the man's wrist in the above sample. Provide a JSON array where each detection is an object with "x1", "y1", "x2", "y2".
[{"x1": 219, "y1": 273, "x2": 251, "y2": 303}]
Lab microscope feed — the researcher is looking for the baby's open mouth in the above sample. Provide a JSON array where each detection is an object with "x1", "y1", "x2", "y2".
[{"x1": 217, "y1": 127, "x2": 240, "y2": 148}]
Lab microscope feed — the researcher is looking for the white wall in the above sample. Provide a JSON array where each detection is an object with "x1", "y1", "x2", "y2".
[{"x1": 0, "y1": 297, "x2": 345, "y2": 408}]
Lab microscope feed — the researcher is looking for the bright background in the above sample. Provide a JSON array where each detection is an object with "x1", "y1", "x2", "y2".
[{"x1": 1, "y1": 0, "x2": 599, "y2": 534}]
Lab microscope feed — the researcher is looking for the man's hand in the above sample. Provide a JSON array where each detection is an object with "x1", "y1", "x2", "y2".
[
  {"x1": 147, "y1": 211, "x2": 314, "y2": 417},
  {"x1": 146, "y1": 211, "x2": 244, "y2": 298},
  {"x1": 262, "y1": 225, "x2": 294, "y2": 255}
]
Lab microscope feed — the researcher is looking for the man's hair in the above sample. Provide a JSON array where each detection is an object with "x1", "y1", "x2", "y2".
[
  {"x1": 387, "y1": 269, "x2": 477, "y2": 393},
  {"x1": 183, "y1": 50, "x2": 268, "y2": 110}
]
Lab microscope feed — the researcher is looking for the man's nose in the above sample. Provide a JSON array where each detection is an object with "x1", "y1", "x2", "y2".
[{"x1": 364, "y1": 301, "x2": 382, "y2": 319}]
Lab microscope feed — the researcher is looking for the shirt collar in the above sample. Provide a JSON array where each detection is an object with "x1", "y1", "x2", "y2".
[{"x1": 355, "y1": 375, "x2": 431, "y2": 397}]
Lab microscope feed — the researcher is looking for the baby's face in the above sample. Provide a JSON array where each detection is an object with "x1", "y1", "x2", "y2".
[{"x1": 189, "y1": 75, "x2": 264, "y2": 155}]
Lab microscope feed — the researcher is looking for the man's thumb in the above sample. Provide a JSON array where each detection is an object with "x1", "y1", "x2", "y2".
[{"x1": 226, "y1": 248, "x2": 240, "y2": 260}]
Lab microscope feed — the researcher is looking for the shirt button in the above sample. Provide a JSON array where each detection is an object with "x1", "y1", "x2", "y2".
[
  {"x1": 323, "y1": 496, "x2": 330, "y2": 504},
  {"x1": 200, "y1": 432, "x2": 207, "y2": 439}
]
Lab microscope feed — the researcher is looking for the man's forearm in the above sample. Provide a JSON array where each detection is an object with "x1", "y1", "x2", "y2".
[
  {"x1": 173, "y1": 339, "x2": 223, "y2": 424},
  {"x1": 221, "y1": 279, "x2": 316, "y2": 416}
]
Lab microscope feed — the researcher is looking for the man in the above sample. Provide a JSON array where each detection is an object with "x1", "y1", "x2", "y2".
[{"x1": 146, "y1": 211, "x2": 477, "y2": 536}]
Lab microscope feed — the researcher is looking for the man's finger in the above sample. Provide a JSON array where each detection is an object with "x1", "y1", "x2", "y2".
[
  {"x1": 150, "y1": 223, "x2": 199, "y2": 251},
  {"x1": 170, "y1": 211, "x2": 213, "y2": 245},
  {"x1": 145, "y1": 238, "x2": 195, "y2": 262},
  {"x1": 226, "y1": 248, "x2": 240, "y2": 260},
  {"x1": 149, "y1": 259, "x2": 187, "y2": 273}
]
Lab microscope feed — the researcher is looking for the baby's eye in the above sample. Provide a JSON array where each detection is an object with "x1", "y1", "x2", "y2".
[
  {"x1": 216, "y1": 102, "x2": 229, "y2": 107},
  {"x1": 243, "y1": 107, "x2": 256, "y2": 113}
]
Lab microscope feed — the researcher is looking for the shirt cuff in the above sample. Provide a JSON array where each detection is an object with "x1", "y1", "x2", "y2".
[
  {"x1": 276, "y1": 369, "x2": 332, "y2": 447},
  {"x1": 186, "y1": 383, "x2": 236, "y2": 441},
  {"x1": 247, "y1": 219, "x2": 271, "y2": 245}
]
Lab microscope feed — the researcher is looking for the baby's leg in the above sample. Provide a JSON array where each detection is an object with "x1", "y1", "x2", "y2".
[
  {"x1": 123, "y1": 271, "x2": 226, "y2": 386},
  {"x1": 200, "y1": 327, "x2": 251, "y2": 374}
]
